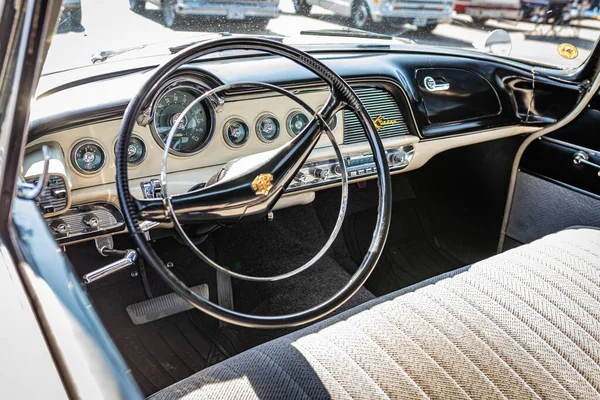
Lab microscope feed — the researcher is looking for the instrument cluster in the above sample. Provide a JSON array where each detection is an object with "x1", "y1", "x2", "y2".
[{"x1": 66, "y1": 77, "x2": 338, "y2": 177}]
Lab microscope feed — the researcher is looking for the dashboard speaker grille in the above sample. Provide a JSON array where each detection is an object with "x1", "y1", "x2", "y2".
[{"x1": 343, "y1": 87, "x2": 411, "y2": 145}]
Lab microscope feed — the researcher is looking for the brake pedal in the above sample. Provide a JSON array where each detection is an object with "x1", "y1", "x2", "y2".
[{"x1": 126, "y1": 284, "x2": 209, "y2": 325}]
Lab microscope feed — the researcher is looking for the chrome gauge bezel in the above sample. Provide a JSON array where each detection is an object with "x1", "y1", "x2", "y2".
[
  {"x1": 286, "y1": 110, "x2": 310, "y2": 137},
  {"x1": 223, "y1": 117, "x2": 250, "y2": 148},
  {"x1": 317, "y1": 105, "x2": 339, "y2": 131},
  {"x1": 327, "y1": 113, "x2": 339, "y2": 131},
  {"x1": 255, "y1": 113, "x2": 280, "y2": 143},
  {"x1": 71, "y1": 139, "x2": 107, "y2": 175},
  {"x1": 149, "y1": 79, "x2": 217, "y2": 157},
  {"x1": 114, "y1": 134, "x2": 147, "y2": 166}
]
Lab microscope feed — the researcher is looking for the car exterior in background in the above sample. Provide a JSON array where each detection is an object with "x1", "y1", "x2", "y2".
[
  {"x1": 455, "y1": 0, "x2": 522, "y2": 23},
  {"x1": 130, "y1": 0, "x2": 281, "y2": 28},
  {"x1": 521, "y1": 0, "x2": 571, "y2": 21},
  {"x1": 294, "y1": 0, "x2": 454, "y2": 30},
  {"x1": 59, "y1": 0, "x2": 82, "y2": 29}
]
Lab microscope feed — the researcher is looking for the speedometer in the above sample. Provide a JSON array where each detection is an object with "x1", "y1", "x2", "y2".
[{"x1": 151, "y1": 87, "x2": 212, "y2": 155}]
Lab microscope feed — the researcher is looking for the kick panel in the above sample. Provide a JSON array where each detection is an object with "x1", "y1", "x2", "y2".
[{"x1": 506, "y1": 172, "x2": 600, "y2": 246}]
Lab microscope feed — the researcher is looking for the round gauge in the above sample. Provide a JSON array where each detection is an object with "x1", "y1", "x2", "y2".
[
  {"x1": 327, "y1": 114, "x2": 338, "y2": 131},
  {"x1": 287, "y1": 111, "x2": 310, "y2": 137},
  {"x1": 72, "y1": 141, "x2": 106, "y2": 174},
  {"x1": 152, "y1": 87, "x2": 212, "y2": 155},
  {"x1": 316, "y1": 106, "x2": 338, "y2": 132},
  {"x1": 115, "y1": 136, "x2": 146, "y2": 165},
  {"x1": 256, "y1": 115, "x2": 280, "y2": 142},
  {"x1": 224, "y1": 119, "x2": 250, "y2": 147}
]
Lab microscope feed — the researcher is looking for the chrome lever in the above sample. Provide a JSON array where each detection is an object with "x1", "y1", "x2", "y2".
[
  {"x1": 82, "y1": 249, "x2": 138, "y2": 284},
  {"x1": 573, "y1": 151, "x2": 600, "y2": 176},
  {"x1": 17, "y1": 145, "x2": 51, "y2": 200}
]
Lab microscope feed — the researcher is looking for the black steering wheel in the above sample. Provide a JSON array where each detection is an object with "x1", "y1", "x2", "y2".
[{"x1": 116, "y1": 37, "x2": 392, "y2": 329}]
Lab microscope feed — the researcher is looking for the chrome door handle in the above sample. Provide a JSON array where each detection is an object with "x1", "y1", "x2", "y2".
[
  {"x1": 573, "y1": 151, "x2": 600, "y2": 176},
  {"x1": 423, "y1": 76, "x2": 450, "y2": 92}
]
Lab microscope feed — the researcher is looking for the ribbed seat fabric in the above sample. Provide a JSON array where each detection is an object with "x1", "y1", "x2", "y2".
[{"x1": 151, "y1": 228, "x2": 600, "y2": 400}]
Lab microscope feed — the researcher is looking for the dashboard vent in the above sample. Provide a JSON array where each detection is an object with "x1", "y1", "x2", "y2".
[
  {"x1": 343, "y1": 87, "x2": 411, "y2": 145},
  {"x1": 27, "y1": 175, "x2": 68, "y2": 214}
]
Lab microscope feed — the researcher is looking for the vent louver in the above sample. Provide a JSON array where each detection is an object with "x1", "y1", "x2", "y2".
[{"x1": 343, "y1": 87, "x2": 411, "y2": 145}]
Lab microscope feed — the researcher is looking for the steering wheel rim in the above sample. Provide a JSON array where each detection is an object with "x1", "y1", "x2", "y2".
[{"x1": 116, "y1": 37, "x2": 392, "y2": 329}]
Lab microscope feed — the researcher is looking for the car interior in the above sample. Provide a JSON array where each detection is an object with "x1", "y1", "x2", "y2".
[{"x1": 8, "y1": 1, "x2": 600, "y2": 398}]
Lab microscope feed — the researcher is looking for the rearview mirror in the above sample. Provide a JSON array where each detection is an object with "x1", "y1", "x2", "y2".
[{"x1": 480, "y1": 29, "x2": 512, "y2": 56}]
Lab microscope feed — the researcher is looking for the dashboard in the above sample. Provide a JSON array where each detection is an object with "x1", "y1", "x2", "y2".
[{"x1": 23, "y1": 50, "x2": 582, "y2": 245}]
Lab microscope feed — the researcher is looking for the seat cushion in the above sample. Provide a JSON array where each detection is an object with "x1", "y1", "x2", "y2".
[{"x1": 150, "y1": 228, "x2": 600, "y2": 400}]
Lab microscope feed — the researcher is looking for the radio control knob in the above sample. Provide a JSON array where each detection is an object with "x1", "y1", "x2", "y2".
[
  {"x1": 82, "y1": 213, "x2": 100, "y2": 228},
  {"x1": 50, "y1": 219, "x2": 69, "y2": 234},
  {"x1": 313, "y1": 168, "x2": 329, "y2": 180}
]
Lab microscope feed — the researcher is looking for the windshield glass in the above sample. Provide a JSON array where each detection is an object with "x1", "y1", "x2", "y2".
[{"x1": 44, "y1": 0, "x2": 600, "y2": 74}]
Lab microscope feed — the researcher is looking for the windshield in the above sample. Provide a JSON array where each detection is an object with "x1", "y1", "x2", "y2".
[{"x1": 44, "y1": 0, "x2": 600, "y2": 74}]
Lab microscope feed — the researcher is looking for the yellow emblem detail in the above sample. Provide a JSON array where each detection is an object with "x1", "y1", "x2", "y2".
[
  {"x1": 252, "y1": 173, "x2": 273, "y2": 196},
  {"x1": 372, "y1": 115, "x2": 398, "y2": 131},
  {"x1": 557, "y1": 43, "x2": 578, "y2": 60}
]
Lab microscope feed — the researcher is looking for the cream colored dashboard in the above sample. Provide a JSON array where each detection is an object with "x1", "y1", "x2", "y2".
[
  {"x1": 26, "y1": 88, "x2": 341, "y2": 191},
  {"x1": 23, "y1": 81, "x2": 541, "y2": 245}
]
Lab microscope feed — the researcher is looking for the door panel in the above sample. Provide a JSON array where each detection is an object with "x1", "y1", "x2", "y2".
[{"x1": 503, "y1": 107, "x2": 600, "y2": 249}]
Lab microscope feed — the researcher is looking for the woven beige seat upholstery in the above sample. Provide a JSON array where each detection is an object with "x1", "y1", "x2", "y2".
[{"x1": 151, "y1": 228, "x2": 600, "y2": 400}]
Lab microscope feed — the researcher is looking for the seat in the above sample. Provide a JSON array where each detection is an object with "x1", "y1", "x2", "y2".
[{"x1": 151, "y1": 228, "x2": 600, "y2": 400}]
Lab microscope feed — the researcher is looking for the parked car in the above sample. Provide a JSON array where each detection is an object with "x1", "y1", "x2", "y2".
[
  {"x1": 129, "y1": 0, "x2": 281, "y2": 28},
  {"x1": 58, "y1": 0, "x2": 82, "y2": 31},
  {"x1": 293, "y1": 0, "x2": 455, "y2": 31},
  {"x1": 455, "y1": 0, "x2": 522, "y2": 23},
  {"x1": 521, "y1": 0, "x2": 571, "y2": 21}
]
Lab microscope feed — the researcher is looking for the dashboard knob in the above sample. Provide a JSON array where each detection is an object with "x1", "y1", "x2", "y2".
[
  {"x1": 51, "y1": 188, "x2": 67, "y2": 199},
  {"x1": 389, "y1": 152, "x2": 406, "y2": 165},
  {"x1": 313, "y1": 168, "x2": 329, "y2": 180},
  {"x1": 82, "y1": 213, "x2": 100, "y2": 228},
  {"x1": 50, "y1": 219, "x2": 69, "y2": 234},
  {"x1": 333, "y1": 164, "x2": 342, "y2": 175}
]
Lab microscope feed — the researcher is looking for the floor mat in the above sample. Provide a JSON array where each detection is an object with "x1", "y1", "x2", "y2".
[
  {"x1": 344, "y1": 200, "x2": 462, "y2": 296},
  {"x1": 68, "y1": 237, "x2": 242, "y2": 397},
  {"x1": 114, "y1": 311, "x2": 240, "y2": 396},
  {"x1": 211, "y1": 205, "x2": 376, "y2": 348}
]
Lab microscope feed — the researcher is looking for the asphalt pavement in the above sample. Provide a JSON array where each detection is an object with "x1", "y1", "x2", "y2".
[{"x1": 43, "y1": 0, "x2": 600, "y2": 75}]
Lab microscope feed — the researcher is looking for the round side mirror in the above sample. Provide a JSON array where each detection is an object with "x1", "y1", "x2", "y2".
[{"x1": 482, "y1": 29, "x2": 512, "y2": 56}]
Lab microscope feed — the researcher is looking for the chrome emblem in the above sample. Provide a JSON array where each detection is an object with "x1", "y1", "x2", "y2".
[
  {"x1": 373, "y1": 115, "x2": 398, "y2": 132},
  {"x1": 252, "y1": 173, "x2": 273, "y2": 196}
]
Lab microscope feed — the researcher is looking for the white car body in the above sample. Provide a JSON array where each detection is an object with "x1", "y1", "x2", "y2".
[
  {"x1": 312, "y1": 0, "x2": 455, "y2": 26},
  {"x1": 455, "y1": 0, "x2": 523, "y2": 21}
]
